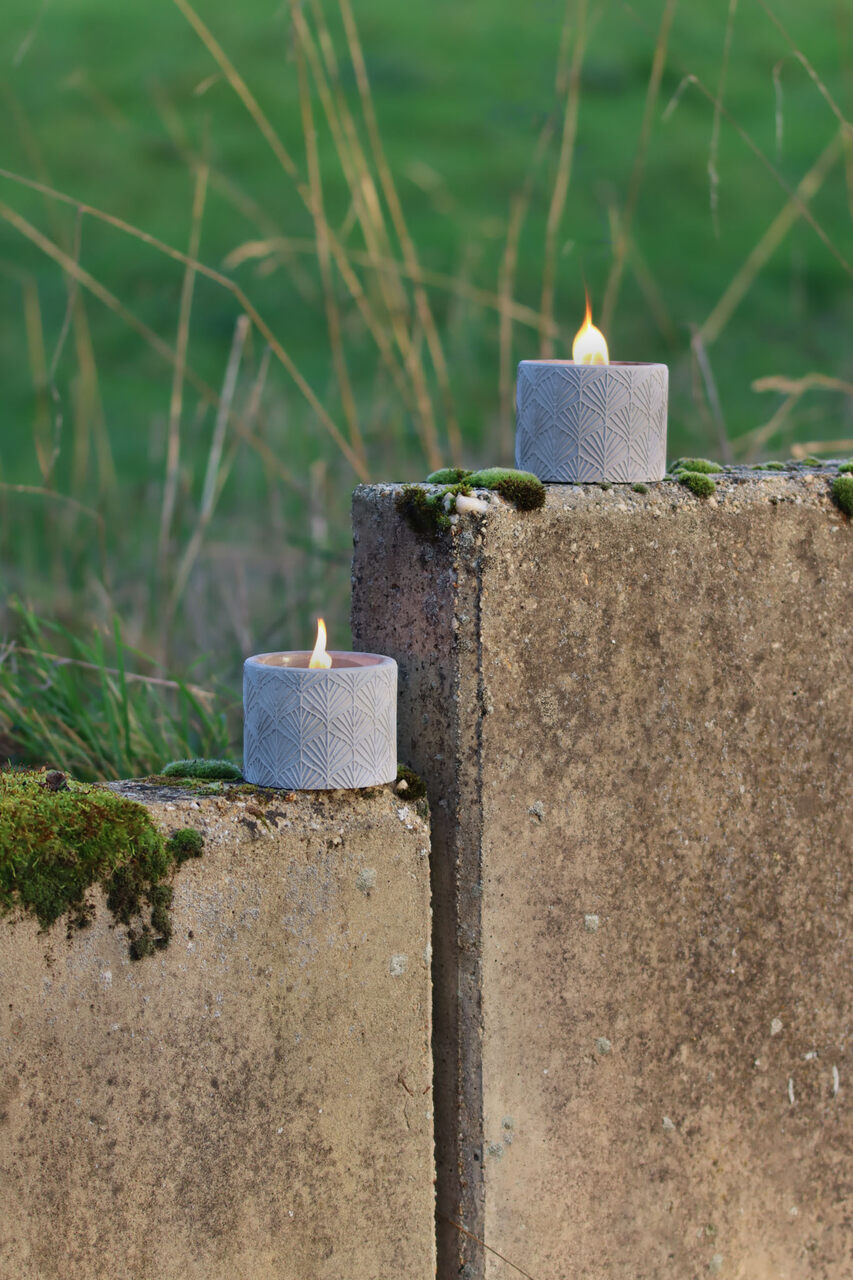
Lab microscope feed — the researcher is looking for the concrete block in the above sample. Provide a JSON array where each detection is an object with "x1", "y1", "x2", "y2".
[
  {"x1": 352, "y1": 471, "x2": 853, "y2": 1280},
  {"x1": 0, "y1": 782, "x2": 434, "y2": 1280}
]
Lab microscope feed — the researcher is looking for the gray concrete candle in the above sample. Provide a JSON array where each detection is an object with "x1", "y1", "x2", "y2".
[
  {"x1": 243, "y1": 642, "x2": 397, "y2": 791},
  {"x1": 515, "y1": 359, "x2": 669, "y2": 484}
]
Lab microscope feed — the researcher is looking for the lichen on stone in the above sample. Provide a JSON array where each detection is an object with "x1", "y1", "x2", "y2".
[
  {"x1": 0, "y1": 768, "x2": 203, "y2": 958},
  {"x1": 678, "y1": 470, "x2": 717, "y2": 498},
  {"x1": 831, "y1": 474, "x2": 853, "y2": 516},
  {"x1": 162, "y1": 758, "x2": 242, "y2": 781},
  {"x1": 466, "y1": 468, "x2": 546, "y2": 511},
  {"x1": 670, "y1": 458, "x2": 722, "y2": 475}
]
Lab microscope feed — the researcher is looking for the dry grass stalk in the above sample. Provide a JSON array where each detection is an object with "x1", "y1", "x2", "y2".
[
  {"x1": 602, "y1": 0, "x2": 678, "y2": 333},
  {"x1": 625, "y1": 0, "x2": 853, "y2": 282},
  {"x1": 788, "y1": 438, "x2": 853, "y2": 458},
  {"x1": 293, "y1": 19, "x2": 367, "y2": 475},
  {"x1": 742, "y1": 373, "x2": 853, "y2": 458},
  {"x1": 224, "y1": 234, "x2": 566, "y2": 341},
  {"x1": 539, "y1": 0, "x2": 587, "y2": 358},
  {"x1": 0, "y1": 179, "x2": 367, "y2": 478},
  {"x1": 159, "y1": 161, "x2": 208, "y2": 576},
  {"x1": 698, "y1": 131, "x2": 843, "y2": 346},
  {"x1": 690, "y1": 329, "x2": 733, "y2": 462},
  {"x1": 337, "y1": 0, "x2": 461, "y2": 465},
  {"x1": 292, "y1": 8, "x2": 421, "y2": 428},
  {"x1": 166, "y1": 314, "x2": 252, "y2": 630},
  {"x1": 708, "y1": 0, "x2": 740, "y2": 239},
  {"x1": 170, "y1": 0, "x2": 441, "y2": 470},
  {"x1": 21, "y1": 277, "x2": 53, "y2": 482},
  {"x1": 8, "y1": 645, "x2": 216, "y2": 703},
  {"x1": 754, "y1": 0, "x2": 853, "y2": 139},
  {"x1": 439, "y1": 1213, "x2": 541, "y2": 1280},
  {"x1": 305, "y1": 0, "x2": 443, "y2": 468}
]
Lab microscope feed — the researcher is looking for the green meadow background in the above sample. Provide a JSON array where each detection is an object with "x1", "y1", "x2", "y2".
[{"x1": 1, "y1": 0, "x2": 851, "y2": 775}]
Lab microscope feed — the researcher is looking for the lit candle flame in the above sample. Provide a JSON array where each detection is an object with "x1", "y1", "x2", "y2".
[
  {"x1": 572, "y1": 295, "x2": 609, "y2": 365},
  {"x1": 309, "y1": 618, "x2": 332, "y2": 669}
]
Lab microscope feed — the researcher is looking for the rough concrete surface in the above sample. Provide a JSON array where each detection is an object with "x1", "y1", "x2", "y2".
[
  {"x1": 0, "y1": 783, "x2": 434, "y2": 1280},
  {"x1": 352, "y1": 468, "x2": 853, "y2": 1280}
]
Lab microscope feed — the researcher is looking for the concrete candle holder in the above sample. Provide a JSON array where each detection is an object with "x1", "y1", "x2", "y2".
[
  {"x1": 243, "y1": 652, "x2": 397, "y2": 790},
  {"x1": 515, "y1": 360, "x2": 668, "y2": 483}
]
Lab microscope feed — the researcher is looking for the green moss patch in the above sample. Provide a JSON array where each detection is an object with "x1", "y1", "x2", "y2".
[
  {"x1": 397, "y1": 485, "x2": 453, "y2": 539},
  {"x1": 162, "y1": 758, "x2": 242, "y2": 781},
  {"x1": 426, "y1": 467, "x2": 471, "y2": 485},
  {"x1": 678, "y1": 471, "x2": 717, "y2": 498},
  {"x1": 831, "y1": 475, "x2": 853, "y2": 516},
  {"x1": 0, "y1": 769, "x2": 203, "y2": 958},
  {"x1": 631, "y1": 482, "x2": 649, "y2": 494},
  {"x1": 838, "y1": 460, "x2": 853, "y2": 475},
  {"x1": 670, "y1": 457, "x2": 722, "y2": 475},
  {"x1": 399, "y1": 467, "x2": 546, "y2": 538},
  {"x1": 466, "y1": 468, "x2": 546, "y2": 510},
  {"x1": 751, "y1": 460, "x2": 787, "y2": 471},
  {"x1": 396, "y1": 763, "x2": 427, "y2": 801}
]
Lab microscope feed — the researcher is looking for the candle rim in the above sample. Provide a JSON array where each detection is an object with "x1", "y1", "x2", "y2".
[
  {"x1": 245, "y1": 650, "x2": 394, "y2": 671},
  {"x1": 518, "y1": 359, "x2": 667, "y2": 368}
]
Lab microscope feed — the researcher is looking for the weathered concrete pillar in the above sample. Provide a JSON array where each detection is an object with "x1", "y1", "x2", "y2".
[
  {"x1": 352, "y1": 471, "x2": 853, "y2": 1280},
  {"x1": 0, "y1": 782, "x2": 434, "y2": 1280}
]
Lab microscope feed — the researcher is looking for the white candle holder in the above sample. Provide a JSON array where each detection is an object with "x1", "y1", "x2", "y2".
[
  {"x1": 243, "y1": 652, "x2": 397, "y2": 790},
  {"x1": 515, "y1": 360, "x2": 668, "y2": 483}
]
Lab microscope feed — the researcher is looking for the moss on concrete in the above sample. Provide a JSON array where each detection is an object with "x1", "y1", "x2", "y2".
[
  {"x1": 631, "y1": 482, "x2": 649, "y2": 494},
  {"x1": 678, "y1": 471, "x2": 717, "y2": 498},
  {"x1": 838, "y1": 460, "x2": 853, "y2": 475},
  {"x1": 397, "y1": 485, "x2": 452, "y2": 539},
  {"x1": 0, "y1": 769, "x2": 203, "y2": 958},
  {"x1": 162, "y1": 758, "x2": 242, "y2": 781},
  {"x1": 400, "y1": 469, "x2": 546, "y2": 538},
  {"x1": 396, "y1": 763, "x2": 427, "y2": 801},
  {"x1": 751, "y1": 461, "x2": 786, "y2": 471},
  {"x1": 831, "y1": 474, "x2": 853, "y2": 516},
  {"x1": 467, "y1": 468, "x2": 546, "y2": 510},
  {"x1": 168, "y1": 828, "x2": 205, "y2": 863},
  {"x1": 671, "y1": 458, "x2": 723, "y2": 475},
  {"x1": 426, "y1": 467, "x2": 471, "y2": 485}
]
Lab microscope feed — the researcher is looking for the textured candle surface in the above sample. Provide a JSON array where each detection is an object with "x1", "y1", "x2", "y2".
[
  {"x1": 516, "y1": 360, "x2": 668, "y2": 482},
  {"x1": 243, "y1": 653, "x2": 397, "y2": 790}
]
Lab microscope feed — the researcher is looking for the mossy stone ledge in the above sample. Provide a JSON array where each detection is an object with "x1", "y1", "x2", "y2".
[
  {"x1": 670, "y1": 457, "x2": 723, "y2": 475},
  {"x1": 831, "y1": 474, "x2": 853, "y2": 517},
  {"x1": 677, "y1": 470, "x2": 717, "y2": 498},
  {"x1": 465, "y1": 468, "x2": 546, "y2": 510},
  {"x1": 162, "y1": 757, "x2": 242, "y2": 781},
  {"x1": 0, "y1": 768, "x2": 203, "y2": 957},
  {"x1": 397, "y1": 467, "x2": 546, "y2": 538}
]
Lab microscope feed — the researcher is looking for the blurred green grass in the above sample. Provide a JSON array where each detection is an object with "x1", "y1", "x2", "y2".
[{"x1": 1, "y1": 0, "x2": 852, "y2": 771}]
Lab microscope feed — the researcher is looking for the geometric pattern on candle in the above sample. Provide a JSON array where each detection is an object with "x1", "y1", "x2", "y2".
[
  {"x1": 243, "y1": 660, "x2": 397, "y2": 790},
  {"x1": 516, "y1": 361, "x2": 668, "y2": 483}
]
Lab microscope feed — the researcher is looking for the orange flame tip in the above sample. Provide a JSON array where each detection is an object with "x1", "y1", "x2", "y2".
[
  {"x1": 572, "y1": 295, "x2": 609, "y2": 365},
  {"x1": 309, "y1": 618, "x2": 332, "y2": 669}
]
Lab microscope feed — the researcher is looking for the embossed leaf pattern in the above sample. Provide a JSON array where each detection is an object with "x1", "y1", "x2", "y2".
[
  {"x1": 243, "y1": 663, "x2": 397, "y2": 790},
  {"x1": 516, "y1": 363, "x2": 667, "y2": 482}
]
